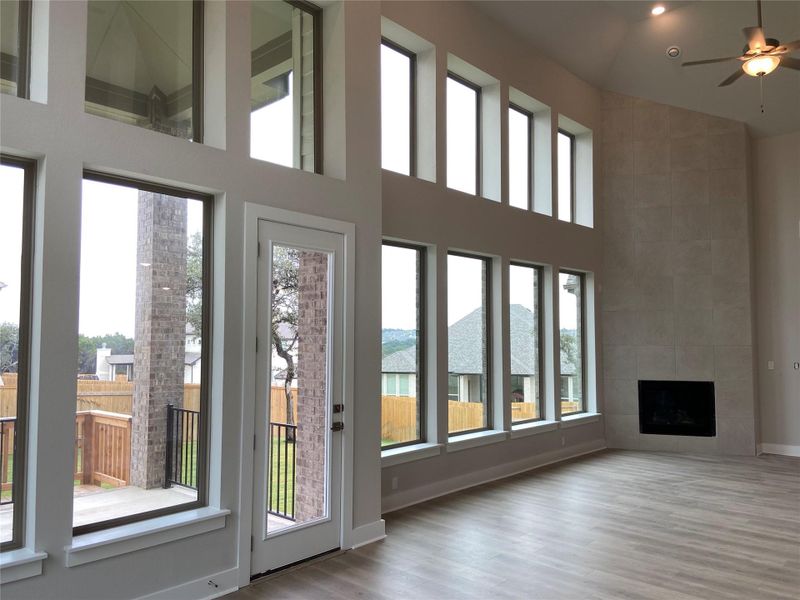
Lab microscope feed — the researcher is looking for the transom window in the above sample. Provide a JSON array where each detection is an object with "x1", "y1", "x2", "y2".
[
  {"x1": 557, "y1": 129, "x2": 575, "y2": 222},
  {"x1": 508, "y1": 105, "x2": 532, "y2": 210},
  {"x1": 0, "y1": 0, "x2": 31, "y2": 98},
  {"x1": 446, "y1": 74, "x2": 480, "y2": 195},
  {"x1": 381, "y1": 39, "x2": 415, "y2": 176}
]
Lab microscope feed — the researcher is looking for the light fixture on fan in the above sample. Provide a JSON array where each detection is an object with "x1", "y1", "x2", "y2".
[{"x1": 742, "y1": 54, "x2": 780, "y2": 77}]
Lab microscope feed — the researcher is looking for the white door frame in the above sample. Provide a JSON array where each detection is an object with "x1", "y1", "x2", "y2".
[{"x1": 238, "y1": 204, "x2": 355, "y2": 587}]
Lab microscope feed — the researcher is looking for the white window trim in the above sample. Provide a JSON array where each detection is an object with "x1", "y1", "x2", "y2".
[
  {"x1": 65, "y1": 507, "x2": 229, "y2": 567},
  {"x1": 559, "y1": 412, "x2": 601, "y2": 429},
  {"x1": 381, "y1": 442, "x2": 443, "y2": 467},
  {"x1": 510, "y1": 420, "x2": 558, "y2": 439},
  {"x1": 0, "y1": 548, "x2": 48, "y2": 584},
  {"x1": 446, "y1": 429, "x2": 508, "y2": 453}
]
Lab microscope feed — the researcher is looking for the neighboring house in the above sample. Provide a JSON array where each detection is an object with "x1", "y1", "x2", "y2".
[
  {"x1": 380, "y1": 346, "x2": 417, "y2": 397},
  {"x1": 94, "y1": 346, "x2": 202, "y2": 384}
]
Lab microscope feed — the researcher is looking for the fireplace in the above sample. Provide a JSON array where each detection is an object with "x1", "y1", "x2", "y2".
[{"x1": 638, "y1": 380, "x2": 716, "y2": 437}]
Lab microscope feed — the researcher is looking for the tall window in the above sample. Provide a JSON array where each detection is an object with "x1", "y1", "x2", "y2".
[
  {"x1": 381, "y1": 243, "x2": 424, "y2": 448},
  {"x1": 559, "y1": 271, "x2": 585, "y2": 415},
  {"x1": 0, "y1": 0, "x2": 31, "y2": 98},
  {"x1": 381, "y1": 40, "x2": 415, "y2": 176},
  {"x1": 251, "y1": 0, "x2": 320, "y2": 172},
  {"x1": 509, "y1": 263, "x2": 543, "y2": 423},
  {"x1": 557, "y1": 130, "x2": 575, "y2": 222},
  {"x1": 508, "y1": 105, "x2": 532, "y2": 209},
  {"x1": 0, "y1": 155, "x2": 35, "y2": 550},
  {"x1": 447, "y1": 253, "x2": 490, "y2": 435},
  {"x1": 85, "y1": 0, "x2": 203, "y2": 141},
  {"x1": 73, "y1": 173, "x2": 211, "y2": 534},
  {"x1": 446, "y1": 74, "x2": 480, "y2": 195}
]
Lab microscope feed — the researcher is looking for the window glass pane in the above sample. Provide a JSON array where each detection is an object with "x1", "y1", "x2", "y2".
[
  {"x1": 559, "y1": 272, "x2": 583, "y2": 415},
  {"x1": 381, "y1": 43, "x2": 412, "y2": 176},
  {"x1": 508, "y1": 107, "x2": 530, "y2": 209},
  {"x1": 74, "y1": 178, "x2": 207, "y2": 530},
  {"x1": 381, "y1": 244, "x2": 422, "y2": 447},
  {"x1": 557, "y1": 131, "x2": 573, "y2": 222},
  {"x1": 251, "y1": 0, "x2": 316, "y2": 171},
  {"x1": 1, "y1": 0, "x2": 21, "y2": 96},
  {"x1": 85, "y1": 1, "x2": 197, "y2": 140},
  {"x1": 447, "y1": 76, "x2": 478, "y2": 195},
  {"x1": 448, "y1": 254, "x2": 488, "y2": 434},
  {"x1": 0, "y1": 162, "x2": 29, "y2": 546},
  {"x1": 509, "y1": 264, "x2": 541, "y2": 423}
]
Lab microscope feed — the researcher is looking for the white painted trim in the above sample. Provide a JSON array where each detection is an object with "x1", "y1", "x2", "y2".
[
  {"x1": 349, "y1": 519, "x2": 386, "y2": 549},
  {"x1": 383, "y1": 439, "x2": 606, "y2": 513},
  {"x1": 0, "y1": 548, "x2": 48, "y2": 584},
  {"x1": 559, "y1": 412, "x2": 602, "y2": 429},
  {"x1": 759, "y1": 443, "x2": 800, "y2": 457},
  {"x1": 510, "y1": 420, "x2": 559, "y2": 439},
  {"x1": 65, "y1": 508, "x2": 230, "y2": 567},
  {"x1": 238, "y1": 203, "x2": 357, "y2": 585},
  {"x1": 381, "y1": 443, "x2": 443, "y2": 467},
  {"x1": 446, "y1": 429, "x2": 508, "y2": 453},
  {"x1": 136, "y1": 567, "x2": 239, "y2": 600}
]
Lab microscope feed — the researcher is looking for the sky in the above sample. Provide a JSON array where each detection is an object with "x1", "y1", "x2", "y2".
[
  {"x1": 557, "y1": 131, "x2": 572, "y2": 222},
  {"x1": 251, "y1": 75, "x2": 294, "y2": 168},
  {"x1": 0, "y1": 165, "x2": 24, "y2": 328}
]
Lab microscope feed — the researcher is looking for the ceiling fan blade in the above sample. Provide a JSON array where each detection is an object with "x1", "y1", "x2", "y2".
[
  {"x1": 775, "y1": 39, "x2": 800, "y2": 54},
  {"x1": 719, "y1": 69, "x2": 745, "y2": 87},
  {"x1": 779, "y1": 56, "x2": 800, "y2": 71},
  {"x1": 682, "y1": 57, "x2": 740, "y2": 66},
  {"x1": 743, "y1": 26, "x2": 767, "y2": 51}
]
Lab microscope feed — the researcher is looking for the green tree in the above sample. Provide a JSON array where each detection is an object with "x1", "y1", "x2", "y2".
[
  {"x1": 0, "y1": 322, "x2": 19, "y2": 373},
  {"x1": 77, "y1": 333, "x2": 135, "y2": 374},
  {"x1": 560, "y1": 329, "x2": 578, "y2": 371},
  {"x1": 186, "y1": 231, "x2": 203, "y2": 343},
  {"x1": 271, "y1": 246, "x2": 300, "y2": 428}
]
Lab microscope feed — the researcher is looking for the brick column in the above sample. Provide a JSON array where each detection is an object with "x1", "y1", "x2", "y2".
[
  {"x1": 130, "y1": 191, "x2": 187, "y2": 489},
  {"x1": 294, "y1": 251, "x2": 328, "y2": 522}
]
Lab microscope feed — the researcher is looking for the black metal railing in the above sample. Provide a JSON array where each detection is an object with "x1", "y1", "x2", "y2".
[
  {"x1": 165, "y1": 404, "x2": 199, "y2": 490},
  {"x1": 268, "y1": 422, "x2": 297, "y2": 521},
  {"x1": 0, "y1": 417, "x2": 16, "y2": 506}
]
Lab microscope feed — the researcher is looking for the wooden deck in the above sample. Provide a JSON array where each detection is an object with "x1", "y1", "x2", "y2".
[{"x1": 230, "y1": 450, "x2": 800, "y2": 600}]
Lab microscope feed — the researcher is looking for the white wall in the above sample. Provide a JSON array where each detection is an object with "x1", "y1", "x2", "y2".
[
  {"x1": 754, "y1": 132, "x2": 800, "y2": 456},
  {"x1": 1, "y1": 1, "x2": 382, "y2": 598}
]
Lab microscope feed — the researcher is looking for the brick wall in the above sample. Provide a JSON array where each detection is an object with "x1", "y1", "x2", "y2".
[
  {"x1": 295, "y1": 250, "x2": 329, "y2": 521},
  {"x1": 131, "y1": 191, "x2": 188, "y2": 489}
]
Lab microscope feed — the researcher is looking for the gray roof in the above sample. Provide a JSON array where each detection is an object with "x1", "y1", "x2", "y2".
[
  {"x1": 382, "y1": 304, "x2": 576, "y2": 376},
  {"x1": 105, "y1": 352, "x2": 201, "y2": 366}
]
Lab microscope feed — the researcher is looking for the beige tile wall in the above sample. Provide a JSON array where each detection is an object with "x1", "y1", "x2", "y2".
[{"x1": 600, "y1": 91, "x2": 757, "y2": 455}]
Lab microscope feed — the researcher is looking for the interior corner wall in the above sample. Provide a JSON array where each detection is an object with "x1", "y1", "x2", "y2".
[
  {"x1": 600, "y1": 91, "x2": 758, "y2": 455},
  {"x1": 753, "y1": 131, "x2": 800, "y2": 455}
]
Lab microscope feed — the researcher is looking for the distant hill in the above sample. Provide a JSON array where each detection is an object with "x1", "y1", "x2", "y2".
[{"x1": 381, "y1": 328, "x2": 416, "y2": 358}]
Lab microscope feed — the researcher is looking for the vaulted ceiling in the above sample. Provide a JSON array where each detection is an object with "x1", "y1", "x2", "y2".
[{"x1": 471, "y1": 0, "x2": 800, "y2": 137}]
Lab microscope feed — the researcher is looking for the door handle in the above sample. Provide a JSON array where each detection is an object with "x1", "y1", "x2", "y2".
[{"x1": 331, "y1": 422, "x2": 344, "y2": 432}]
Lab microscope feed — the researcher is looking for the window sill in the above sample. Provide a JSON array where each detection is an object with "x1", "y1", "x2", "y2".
[
  {"x1": 65, "y1": 506, "x2": 230, "y2": 567},
  {"x1": 0, "y1": 548, "x2": 48, "y2": 584},
  {"x1": 447, "y1": 430, "x2": 508, "y2": 453},
  {"x1": 382, "y1": 442, "x2": 444, "y2": 467},
  {"x1": 560, "y1": 412, "x2": 602, "y2": 429},
  {"x1": 510, "y1": 420, "x2": 559, "y2": 439}
]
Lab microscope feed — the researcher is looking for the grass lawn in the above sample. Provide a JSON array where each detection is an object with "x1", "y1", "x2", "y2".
[{"x1": 1, "y1": 453, "x2": 12, "y2": 502}]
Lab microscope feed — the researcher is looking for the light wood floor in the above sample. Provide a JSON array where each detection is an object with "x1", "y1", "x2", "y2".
[{"x1": 230, "y1": 450, "x2": 800, "y2": 600}]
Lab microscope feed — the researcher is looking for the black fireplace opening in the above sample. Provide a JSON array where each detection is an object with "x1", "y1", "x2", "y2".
[{"x1": 638, "y1": 380, "x2": 716, "y2": 437}]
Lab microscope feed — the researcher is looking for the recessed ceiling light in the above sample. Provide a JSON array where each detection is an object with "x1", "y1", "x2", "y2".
[{"x1": 652, "y1": 5, "x2": 666, "y2": 16}]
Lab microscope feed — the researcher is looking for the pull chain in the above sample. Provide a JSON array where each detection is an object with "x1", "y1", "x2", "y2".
[{"x1": 760, "y1": 75, "x2": 765, "y2": 114}]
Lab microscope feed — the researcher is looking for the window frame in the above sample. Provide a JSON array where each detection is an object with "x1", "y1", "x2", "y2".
[
  {"x1": 73, "y1": 170, "x2": 214, "y2": 536},
  {"x1": 559, "y1": 269, "x2": 586, "y2": 417},
  {"x1": 0, "y1": 154, "x2": 35, "y2": 552},
  {"x1": 380, "y1": 240, "x2": 426, "y2": 450},
  {"x1": 509, "y1": 261, "x2": 544, "y2": 425},
  {"x1": 380, "y1": 37, "x2": 417, "y2": 177},
  {"x1": 446, "y1": 72, "x2": 482, "y2": 196},
  {"x1": 557, "y1": 128, "x2": 576, "y2": 223},
  {"x1": 447, "y1": 251, "x2": 492, "y2": 437},
  {"x1": 508, "y1": 103, "x2": 533, "y2": 211}
]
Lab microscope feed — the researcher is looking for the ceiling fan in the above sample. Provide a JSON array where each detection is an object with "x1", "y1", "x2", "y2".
[{"x1": 682, "y1": 0, "x2": 800, "y2": 87}]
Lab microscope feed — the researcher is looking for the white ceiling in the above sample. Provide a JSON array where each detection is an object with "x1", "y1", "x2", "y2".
[{"x1": 471, "y1": 0, "x2": 800, "y2": 137}]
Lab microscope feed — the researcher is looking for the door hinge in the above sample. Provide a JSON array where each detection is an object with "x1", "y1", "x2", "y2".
[
  {"x1": 253, "y1": 434, "x2": 256, "y2": 451},
  {"x1": 250, "y1": 536, "x2": 254, "y2": 552},
  {"x1": 256, "y1": 337, "x2": 259, "y2": 352},
  {"x1": 257, "y1": 241, "x2": 261, "y2": 257}
]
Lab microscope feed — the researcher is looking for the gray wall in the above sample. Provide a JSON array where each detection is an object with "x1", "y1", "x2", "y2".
[
  {"x1": 754, "y1": 132, "x2": 800, "y2": 454},
  {"x1": 601, "y1": 91, "x2": 758, "y2": 455}
]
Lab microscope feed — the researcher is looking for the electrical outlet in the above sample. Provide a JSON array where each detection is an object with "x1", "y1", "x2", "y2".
[
  {"x1": 391, "y1": 476, "x2": 399, "y2": 490},
  {"x1": 768, "y1": 360, "x2": 775, "y2": 370}
]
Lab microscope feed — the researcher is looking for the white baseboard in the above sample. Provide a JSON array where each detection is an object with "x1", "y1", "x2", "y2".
[
  {"x1": 382, "y1": 439, "x2": 606, "y2": 514},
  {"x1": 137, "y1": 567, "x2": 238, "y2": 600},
  {"x1": 759, "y1": 443, "x2": 800, "y2": 457},
  {"x1": 348, "y1": 519, "x2": 386, "y2": 549}
]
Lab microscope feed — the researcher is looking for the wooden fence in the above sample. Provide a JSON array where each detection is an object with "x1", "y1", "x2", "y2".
[{"x1": 74, "y1": 410, "x2": 132, "y2": 487}]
